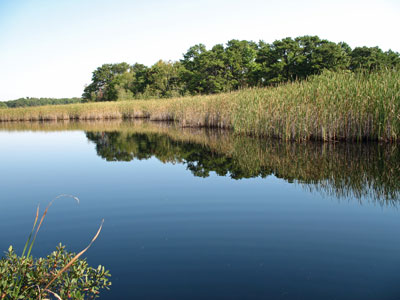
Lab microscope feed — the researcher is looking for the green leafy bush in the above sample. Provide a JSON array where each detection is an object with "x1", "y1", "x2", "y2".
[
  {"x1": 0, "y1": 245, "x2": 111, "y2": 299},
  {"x1": 0, "y1": 195, "x2": 111, "y2": 299}
]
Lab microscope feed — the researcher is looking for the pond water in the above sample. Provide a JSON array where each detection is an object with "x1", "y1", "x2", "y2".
[{"x1": 0, "y1": 120, "x2": 399, "y2": 300}]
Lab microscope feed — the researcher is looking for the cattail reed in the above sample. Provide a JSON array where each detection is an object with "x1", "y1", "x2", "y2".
[{"x1": 0, "y1": 69, "x2": 398, "y2": 142}]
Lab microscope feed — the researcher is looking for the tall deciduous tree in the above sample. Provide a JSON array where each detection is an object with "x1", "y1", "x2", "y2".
[
  {"x1": 83, "y1": 63, "x2": 131, "y2": 101},
  {"x1": 225, "y1": 39, "x2": 258, "y2": 89},
  {"x1": 350, "y1": 47, "x2": 387, "y2": 70},
  {"x1": 82, "y1": 36, "x2": 400, "y2": 102},
  {"x1": 144, "y1": 60, "x2": 185, "y2": 98}
]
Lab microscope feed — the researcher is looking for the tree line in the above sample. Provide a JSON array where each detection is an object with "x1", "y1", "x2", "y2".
[
  {"x1": 83, "y1": 35, "x2": 400, "y2": 102},
  {"x1": 0, "y1": 97, "x2": 82, "y2": 108}
]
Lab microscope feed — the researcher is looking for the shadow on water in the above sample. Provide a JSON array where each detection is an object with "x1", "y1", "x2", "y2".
[
  {"x1": 79, "y1": 121, "x2": 400, "y2": 205},
  {"x1": 1, "y1": 120, "x2": 399, "y2": 204}
]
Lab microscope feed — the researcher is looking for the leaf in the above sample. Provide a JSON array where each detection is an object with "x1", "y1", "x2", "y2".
[{"x1": 44, "y1": 219, "x2": 104, "y2": 291}]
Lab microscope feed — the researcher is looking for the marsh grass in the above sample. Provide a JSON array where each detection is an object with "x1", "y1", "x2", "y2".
[{"x1": 0, "y1": 69, "x2": 399, "y2": 141}]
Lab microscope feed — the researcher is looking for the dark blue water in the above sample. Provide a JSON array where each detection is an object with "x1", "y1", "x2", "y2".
[{"x1": 0, "y1": 123, "x2": 399, "y2": 299}]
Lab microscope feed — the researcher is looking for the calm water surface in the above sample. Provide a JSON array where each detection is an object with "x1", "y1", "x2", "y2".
[{"x1": 0, "y1": 121, "x2": 399, "y2": 300}]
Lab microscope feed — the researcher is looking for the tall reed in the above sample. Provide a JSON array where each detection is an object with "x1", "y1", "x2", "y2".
[{"x1": 0, "y1": 69, "x2": 398, "y2": 141}]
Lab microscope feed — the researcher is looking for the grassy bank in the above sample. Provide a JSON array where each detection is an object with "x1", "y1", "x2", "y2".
[{"x1": 0, "y1": 69, "x2": 399, "y2": 141}]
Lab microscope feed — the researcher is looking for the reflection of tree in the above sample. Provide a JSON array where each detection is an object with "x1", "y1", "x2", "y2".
[
  {"x1": 86, "y1": 131, "x2": 237, "y2": 177},
  {"x1": 86, "y1": 130, "x2": 400, "y2": 203}
]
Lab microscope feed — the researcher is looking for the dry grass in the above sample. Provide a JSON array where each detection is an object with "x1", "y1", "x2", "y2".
[{"x1": 1, "y1": 69, "x2": 399, "y2": 141}]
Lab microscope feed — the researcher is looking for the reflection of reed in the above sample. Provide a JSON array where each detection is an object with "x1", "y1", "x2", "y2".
[
  {"x1": 79, "y1": 121, "x2": 399, "y2": 204},
  {"x1": 217, "y1": 139, "x2": 399, "y2": 204},
  {"x1": 1, "y1": 120, "x2": 399, "y2": 204}
]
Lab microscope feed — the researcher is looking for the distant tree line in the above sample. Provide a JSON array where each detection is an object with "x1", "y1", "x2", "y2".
[
  {"x1": 0, "y1": 97, "x2": 82, "y2": 108},
  {"x1": 83, "y1": 35, "x2": 400, "y2": 101}
]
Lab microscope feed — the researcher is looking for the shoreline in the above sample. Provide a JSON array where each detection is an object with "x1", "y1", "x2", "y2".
[
  {"x1": 0, "y1": 69, "x2": 399, "y2": 142},
  {"x1": 0, "y1": 119, "x2": 397, "y2": 145}
]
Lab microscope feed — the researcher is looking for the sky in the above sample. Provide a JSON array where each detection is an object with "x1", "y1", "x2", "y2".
[{"x1": 0, "y1": 0, "x2": 399, "y2": 101}]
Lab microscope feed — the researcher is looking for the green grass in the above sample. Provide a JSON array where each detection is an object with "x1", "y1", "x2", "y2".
[{"x1": 1, "y1": 69, "x2": 399, "y2": 141}]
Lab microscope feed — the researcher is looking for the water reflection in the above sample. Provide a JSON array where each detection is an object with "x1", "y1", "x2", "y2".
[
  {"x1": 1, "y1": 120, "x2": 400, "y2": 299},
  {"x1": 79, "y1": 122, "x2": 400, "y2": 204},
  {"x1": 0, "y1": 120, "x2": 398, "y2": 203}
]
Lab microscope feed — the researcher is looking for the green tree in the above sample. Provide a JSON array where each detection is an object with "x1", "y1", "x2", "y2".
[
  {"x1": 295, "y1": 36, "x2": 350, "y2": 77},
  {"x1": 109, "y1": 72, "x2": 135, "y2": 101},
  {"x1": 2, "y1": 97, "x2": 82, "y2": 108},
  {"x1": 255, "y1": 37, "x2": 301, "y2": 84},
  {"x1": 255, "y1": 36, "x2": 351, "y2": 85},
  {"x1": 82, "y1": 63, "x2": 131, "y2": 101},
  {"x1": 224, "y1": 39, "x2": 258, "y2": 89},
  {"x1": 130, "y1": 63, "x2": 149, "y2": 96},
  {"x1": 144, "y1": 60, "x2": 185, "y2": 98},
  {"x1": 180, "y1": 44, "x2": 208, "y2": 94},
  {"x1": 181, "y1": 44, "x2": 230, "y2": 94},
  {"x1": 350, "y1": 46, "x2": 387, "y2": 70},
  {"x1": 203, "y1": 44, "x2": 231, "y2": 93},
  {"x1": 81, "y1": 36, "x2": 398, "y2": 100},
  {"x1": 384, "y1": 49, "x2": 400, "y2": 68}
]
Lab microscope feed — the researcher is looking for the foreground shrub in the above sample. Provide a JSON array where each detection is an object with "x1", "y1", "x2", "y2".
[
  {"x1": 0, "y1": 195, "x2": 111, "y2": 299},
  {"x1": 0, "y1": 244, "x2": 111, "y2": 299}
]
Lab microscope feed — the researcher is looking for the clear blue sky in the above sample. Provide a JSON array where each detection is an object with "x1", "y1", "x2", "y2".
[{"x1": 0, "y1": 0, "x2": 399, "y2": 101}]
